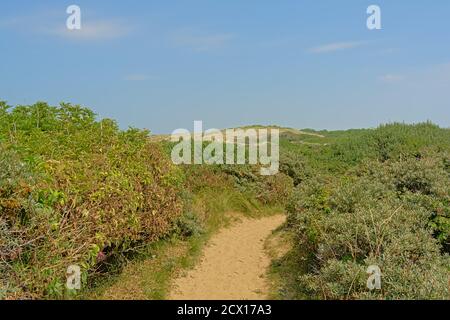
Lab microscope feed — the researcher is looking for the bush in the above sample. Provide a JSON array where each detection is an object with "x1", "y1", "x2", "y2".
[
  {"x1": 218, "y1": 164, "x2": 294, "y2": 206},
  {"x1": 355, "y1": 153, "x2": 450, "y2": 249},
  {"x1": 333, "y1": 122, "x2": 449, "y2": 163},
  {"x1": 0, "y1": 102, "x2": 184, "y2": 298},
  {"x1": 279, "y1": 149, "x2": 310, "y2": 186},
  {"x1": 287, "y1": 153, "x2": 450, "y2": 299},
  {"x1": 173, "y1": 191, "x2": 205, "y2": 238}
]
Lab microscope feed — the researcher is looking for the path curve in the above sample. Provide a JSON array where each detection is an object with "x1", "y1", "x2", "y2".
[{"x1": 169, "y1": 214, "x2": 285, "y2": 300}]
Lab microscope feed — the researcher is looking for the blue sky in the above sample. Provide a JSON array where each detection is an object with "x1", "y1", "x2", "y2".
[{"x1": 1, "y1": 1, "x2": 449, "y2": 133}]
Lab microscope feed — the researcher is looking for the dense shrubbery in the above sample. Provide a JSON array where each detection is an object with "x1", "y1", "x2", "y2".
[
  {"x1": 2, "y1": 100, "x2": 448, "y2": 300},
  {"x1": 0, "y1": 101, "x2": 290, "y2": 299},
  {"x1": 328, "y1": 122, "x2": 450, "y2": 168},
  {"x1": 219, "y1": 164, "x2": 293, "y2": 206},
  {"x1": 0, "y1": 101, "x2": 183, "y2": 298},
  {"x1": 286, "y1": 123, "x2": 450, "y2": 300}
]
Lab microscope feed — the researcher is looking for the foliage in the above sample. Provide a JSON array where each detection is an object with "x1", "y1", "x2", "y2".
[
  {"x1": 2, "y1": 100, "x2": 449, "y2": 301},
  {"x1": 286, "y1": 123, "x2": 450, "y2": 299},
  {"x1": 0, "y1": 101, "x2": 183, "y2": 298}
]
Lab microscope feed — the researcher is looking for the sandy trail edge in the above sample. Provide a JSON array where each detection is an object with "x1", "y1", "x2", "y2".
[{"x1": 169, "y1": 214, "x2": 286, "y2": 300}]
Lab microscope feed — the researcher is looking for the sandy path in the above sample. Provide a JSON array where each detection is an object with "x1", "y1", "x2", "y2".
[{"x1": 169, "y1": 214, "x2": 285, "y2": 300}]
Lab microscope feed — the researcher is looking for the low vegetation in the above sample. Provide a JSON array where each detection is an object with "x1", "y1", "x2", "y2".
[
  {"x1": 283, "y1": 122, "x2": 450, "y2": 299},
  {"x1": 0, "y1": 101, "x2": 284, "y2": 299},
  {"x1": 0, "y1": 101, "x2": 187, "y2": 298},
  {"x1": 1, "y1": 100, "x2": 448, "y2": 300}
]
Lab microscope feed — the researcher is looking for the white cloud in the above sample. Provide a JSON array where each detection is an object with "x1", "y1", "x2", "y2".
[
  {"x1": 44, "y1": 20, "x2": 132, "y2": 40},
  {"x1": 378, "y1": 63, "x2": 450, "y2": 86},
  {"x1": 172, "y1": 30, "x2": 234, "y2": 52},
  {"x1": 308, "y1": 41, "x2": 366, "y2": 54},
  {"x1": 0, "y1": 11, "x2": 131, "y2": 41},
  {"x1": 379, "y1": 74, "x2": 405, "y2": 83}
]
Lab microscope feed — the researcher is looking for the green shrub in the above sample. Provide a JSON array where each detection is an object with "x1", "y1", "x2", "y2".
[
  {"x1": 173, "y1": 191, "x2": 205, "y2": 238},
  {"x1": 287, "y1": 152, "x2": 450, "y2": 299},
  {"x1": 354, "y1": 153, "x2": 450, "y2": 248},
  {"x1": 0, "y1": 102, "x2": 184, "y2": 299},
  {"x1": 279, "y1": 149, "x2": 310, "y2": 186}
]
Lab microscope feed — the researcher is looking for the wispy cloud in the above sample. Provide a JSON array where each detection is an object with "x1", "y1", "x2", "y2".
[
  {"x1": 124, "y1": 74, "x2": 156, "y2": 82},
  {"x1": 0, "y1": 11, "x2": 132, "y2": 41},
  {"x1": 378, "y1": 62, "x2": 450, "y2": 86},
  {"x1": 308, "y1": 41, "x2": 366, "y2": 54},
  {"x1": 172, "y1": 29, "x2": 234, "y2": 52},
  {"x1": 379, "y1": 74, "x2": 405, "y2": 83},
  {"x1": 47, "y1": 20, "x2": 132, "y2": 40}
]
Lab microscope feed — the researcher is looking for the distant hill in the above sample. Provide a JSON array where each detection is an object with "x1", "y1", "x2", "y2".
[{"x1": 150, "y1": 125, "x2": 326, "y2": 145}]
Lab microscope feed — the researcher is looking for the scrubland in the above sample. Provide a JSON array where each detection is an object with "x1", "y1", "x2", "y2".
[{"x1": 0, "y1": 101, "x2": 448, "y2": 299}]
